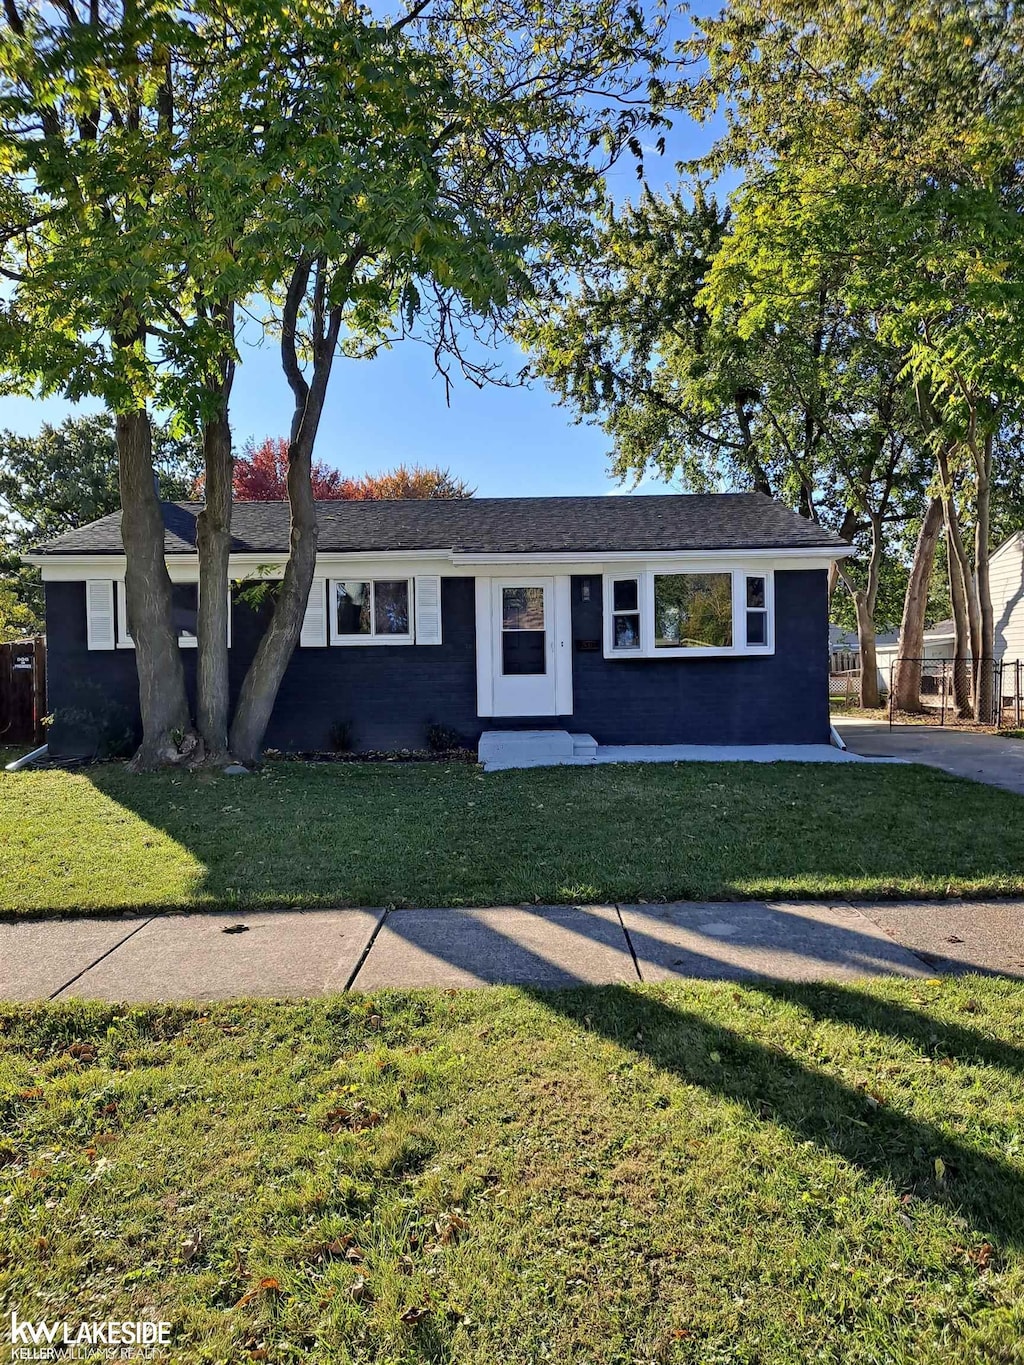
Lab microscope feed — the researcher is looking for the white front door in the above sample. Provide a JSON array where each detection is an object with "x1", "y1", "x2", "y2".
[{"x1": 492, "y1": 578, "x2": 558, "y2": 716}]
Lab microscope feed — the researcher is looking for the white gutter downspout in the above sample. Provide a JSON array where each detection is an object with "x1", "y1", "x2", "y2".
[{"x1": 5, "y1": 744, "x2": 48, "y2": 772}]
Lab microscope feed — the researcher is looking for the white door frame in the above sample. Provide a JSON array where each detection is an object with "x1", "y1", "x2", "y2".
[{"x1": 475, "y1": 575, "x2": 573, "y2": 718}]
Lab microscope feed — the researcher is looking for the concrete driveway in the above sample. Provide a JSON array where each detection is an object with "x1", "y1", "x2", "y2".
[{"x1": 835, "y1": 718, "x2": 1024, "y2": 796}]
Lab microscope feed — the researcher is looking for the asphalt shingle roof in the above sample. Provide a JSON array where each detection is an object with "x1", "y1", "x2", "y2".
[{"x1": 31, "y1": 493, "x2": 848, "y2": 557}]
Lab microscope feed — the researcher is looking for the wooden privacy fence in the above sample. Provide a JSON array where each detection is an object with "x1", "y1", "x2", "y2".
[{"x1": 0, "y1": 637, "x2": 47, "y2": 747}]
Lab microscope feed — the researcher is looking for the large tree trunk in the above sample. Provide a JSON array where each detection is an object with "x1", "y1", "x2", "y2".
[
  {"x1": 227, "y1": 258, "x2": 343, "y2": 766},
  {"x1": 227, "y1": 432, "x2": 318, "y2": 765},
  {"x1": 892, "y1": 496, "x2": 943, "y2": 712},
  {"x1": 974, "y1": 430, "x2": 996, "y2": 724},
  {"x1": 936, "y1": 445, "x2": 976, "y2": 718},
  {"x1": 196, "y1": 322, "x2": 236, "y2": 758},
  {"x1": 196, "y1": 403, "x2": 234, "y2": 756},
  {"x1": 117, "y1": 408, "x2": 196, "y2": 769},
  {"x1": 944, "y1": 508, "x2": 974, "y2": 719}
]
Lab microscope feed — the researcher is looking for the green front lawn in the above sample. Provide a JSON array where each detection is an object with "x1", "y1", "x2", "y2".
[
  {"x1": 1, "y1": 980, "x2": 1022, "y2": 1362},
  {"x1": 3, "y1": 760, "x2": 1024, "y2": 916}
]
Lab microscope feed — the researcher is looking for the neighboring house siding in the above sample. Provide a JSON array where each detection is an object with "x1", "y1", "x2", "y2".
[
  {"x1": 990, "y1": 537, "x2": 1024, "y2": 663},
  {"x1": 45, "y1": 568, "x2": 830, "y2": 752}
]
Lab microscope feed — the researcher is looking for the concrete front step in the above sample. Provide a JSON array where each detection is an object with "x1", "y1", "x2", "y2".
[{"x1": 478, "y1": 729, "x2": 598, "y2": 771}]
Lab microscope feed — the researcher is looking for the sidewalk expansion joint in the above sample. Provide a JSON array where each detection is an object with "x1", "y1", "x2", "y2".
[
  {"x1": 49, "y1": 915, "x2": 159, "y2": 1000},
  {"x1": 615, "y1": 905, "x2": 644, "y2": 983},
  {"x1": 343, "y1": 907, "x2": 391, "y2": 991}
]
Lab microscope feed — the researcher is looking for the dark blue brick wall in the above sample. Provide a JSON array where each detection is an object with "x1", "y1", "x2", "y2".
[
  {"x1": 567, "y1": 569, "x2": 830, "y2": 745},
  {"x1": 44, "y1": 567, "x2": 830, "y2": 752}
]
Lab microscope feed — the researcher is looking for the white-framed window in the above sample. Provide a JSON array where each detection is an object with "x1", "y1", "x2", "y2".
[
  {"x1": 609, "y1": 576, "x2": 642, "y2": 651},
  {"x1": 329, "y1": 578, "x2": 414, "y2": 645},
  {"x1": 115, "y1": 580, "x2": 229, "y2": 650},
  {"x1": 604, "y1": 569, "x2": 774, "y2": 659},
  {"x1": 744, "y1": 574, "x2": 769, "y2": 647}
]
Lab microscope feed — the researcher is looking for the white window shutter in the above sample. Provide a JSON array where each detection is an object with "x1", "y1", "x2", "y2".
[
  {"x1": 115, "y1": 581, "x2": 134, "y2": 648},
  {"x1": 414, "y1": 575, "x2": 442, "y2": 645},
  {"x1": 300, "y1": 578, "x2": 327, "y2": 647},
  {"x1": 86, "y1": 580, "x2": 116, "y2": 651}
]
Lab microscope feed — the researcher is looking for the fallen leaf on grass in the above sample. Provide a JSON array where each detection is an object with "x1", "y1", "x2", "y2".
[
  {"x1": 324, "y1": 1101, "x2": 385, "y2": 1134},
  {"x1": 235, "y1": 1278, "x2": 282, "y2": 1309}
]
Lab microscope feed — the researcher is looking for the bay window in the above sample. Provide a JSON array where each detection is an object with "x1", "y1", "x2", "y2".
[{"x1": 604, "y1": 569, "x2": 773, "y2": 658}]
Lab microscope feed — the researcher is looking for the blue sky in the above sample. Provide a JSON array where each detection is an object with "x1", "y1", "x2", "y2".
[{"x1": 0, "y1": 6, "x2": 725, "y2": 498}]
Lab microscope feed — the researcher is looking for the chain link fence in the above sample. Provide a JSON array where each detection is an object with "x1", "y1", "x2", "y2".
[{"x1": 886, "y1": 657, "x2": 1024, "y2": 730}]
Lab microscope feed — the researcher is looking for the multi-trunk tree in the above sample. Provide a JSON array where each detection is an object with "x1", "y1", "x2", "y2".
[
  {"x1": 1, "y1": 0, "x2": 668, "y2": 767},
  {"x1": 684, "y1": 0, "x2": 1024, "y2": 720}
]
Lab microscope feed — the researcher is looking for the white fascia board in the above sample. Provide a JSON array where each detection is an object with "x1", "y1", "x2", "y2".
[
  {"x1": 453, "y1": 546, "x2": 852, "y2": 568},
  {"x1": 31, "y1": 542, "x2": 850, "y2": 581},
  {"x1": 33, "y1": 555, "x2": 198, "y2": 582}
]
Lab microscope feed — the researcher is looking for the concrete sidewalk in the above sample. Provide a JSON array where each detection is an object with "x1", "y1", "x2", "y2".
[{"x1": 2, "y1": 899, "x2": 1022, "y2": 1001}]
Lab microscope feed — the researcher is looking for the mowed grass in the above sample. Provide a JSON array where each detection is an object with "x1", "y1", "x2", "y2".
[
  {"x1": 4, "y1": 760, "x2": 1024, "y2": 916},
  {"x1": 1, "y1": 980, "x2": 1023, "y2": 1363}
]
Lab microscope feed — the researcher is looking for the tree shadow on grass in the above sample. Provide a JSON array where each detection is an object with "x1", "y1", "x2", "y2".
[
  {"x1": 524, "y1": 981, "x2": 1024, "y2": 1252},
  {"x1": 50, "y1": 758, "x2": 1024, "y2": 916}
]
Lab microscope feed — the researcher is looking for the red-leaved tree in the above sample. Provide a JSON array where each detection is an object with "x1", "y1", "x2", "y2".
[{"x1": 216, "y1": 437, "x2": 474, "y2": 500}]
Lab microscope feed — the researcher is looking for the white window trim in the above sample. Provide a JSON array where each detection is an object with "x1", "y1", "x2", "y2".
[
  {"x1": 328, "y1": 577, "x2": 415, "y2": 646},
  {"x1": 115, "y1": 580, "x2": 229, "y2": 650},
  {"x1": 603, "y1": 569, "x2": 775, "y2": 659}
]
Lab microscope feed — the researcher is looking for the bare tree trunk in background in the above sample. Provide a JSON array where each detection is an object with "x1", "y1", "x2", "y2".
[
  {"x1": 228, "y1": 258, "x2": 345, "y2": 766},
  {"x1": 837, "y1": 509, "x2": 883, "y2": 709},
  {"x1": 853, "y1": 592, "x2": 880, "y2": 708},
  {"x1": 118, "y1": 407, "x2": 196, "y2": 769},
  {"x1": 945, "y1": 509, "x2": 974, "y2": 719},
  {"x1": 974, "y1": 430, "x2": 995, "y2": 723},
  {"x1": 936, "y1": 443, "x2": 977, "y2": 717},
  {"x1": 892, "y1": 495, "x2": 943, "y2": 712},
  {"x1": 196, "y1": 310, "x2": 236, "y2": 758}
]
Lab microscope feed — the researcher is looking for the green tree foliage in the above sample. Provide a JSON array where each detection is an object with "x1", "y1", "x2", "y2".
[
  {"x1": 0, "y1": 416, "x2": 201, "y2": 640},
  {"x1": 1, "y1": 0, "x2": 668, "y2": 764},
  {"x1": 687, "y1": 0, "x2": 1024, "y2": 715}
]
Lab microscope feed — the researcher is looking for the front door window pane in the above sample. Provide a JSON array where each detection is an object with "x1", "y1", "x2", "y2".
[
  {"x1": 336, "y1": 581, "x2": 371, "y2": 635},
  {"x1": 654, "y1": 573, "x2": 733, "y2": 649},
  {"x1": 501, "y1": 585, "x2": 546, "y2": 674},
  {"x1": 502, "y1": 586, "x2": 544, "y2": 631},
  {"x1": 374, "y1": 580, "x2": 410, "y2": 635}
]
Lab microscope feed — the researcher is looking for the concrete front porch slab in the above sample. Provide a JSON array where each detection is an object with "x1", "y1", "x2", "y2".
[
  {"x1": 619, "y1": 901, "x2": 930, "y2": 981},
  {"x1": 351, "y1": 904, "x2": 637, "y2": 989},
  {"x1": 55, "y1": 908, "x2": 385, "y2": 1002},
  {"x1": 0, "y1": 915, "x2": 150, "y2": 1001}
]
